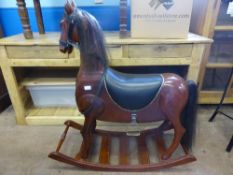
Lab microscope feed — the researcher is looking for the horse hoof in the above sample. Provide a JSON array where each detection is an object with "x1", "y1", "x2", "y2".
[{"x1": 161, "y1": 154, "x2": 170, "y2": 160}]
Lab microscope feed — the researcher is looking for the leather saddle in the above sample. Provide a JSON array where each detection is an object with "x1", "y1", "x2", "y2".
[{"x1": 105, "y1": 68, "x2": 163, "y2": 111}]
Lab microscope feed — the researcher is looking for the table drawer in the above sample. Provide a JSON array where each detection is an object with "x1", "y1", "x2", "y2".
[
  {"x1": 6, "y1": 46, "x2": 69, "y2": 59},
  {"x1": 107, "y1": 45, "x2": 123, "y2": 59},
  {"x1": 128, "y1": 44, "x2": 193, "y2": 58}
]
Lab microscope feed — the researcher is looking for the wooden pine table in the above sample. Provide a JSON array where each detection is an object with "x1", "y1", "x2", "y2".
[
  {"x1": 0, "y1": 24, "x2": 11, "y2": 112},
  {"x1": 0, "y1": 32, "x2": 211, "y2": 125}
]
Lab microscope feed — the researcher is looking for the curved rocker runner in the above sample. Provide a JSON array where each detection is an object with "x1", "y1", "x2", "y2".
[{"x1": 49, "y1": 0, "x2": 197, "y2": 171}]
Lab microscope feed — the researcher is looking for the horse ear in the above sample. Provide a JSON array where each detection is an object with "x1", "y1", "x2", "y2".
[
  {"x1": 71, "y1": 0, "x2": 76, "y2": 8},
  {"x1": 65, "y1": 0, "x2": 74, "y2": 15}
]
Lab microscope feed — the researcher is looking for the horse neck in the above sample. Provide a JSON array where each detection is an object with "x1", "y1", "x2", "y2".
[
  {"x1": 76, "y1": 13, "x2": 108, "y2": 76},
  {"x1": 78, "y1": 30, "x2": 108, "y2": 76},
  {"x1": 79, "y1": 52, "x2": 106, "y2": 75}
]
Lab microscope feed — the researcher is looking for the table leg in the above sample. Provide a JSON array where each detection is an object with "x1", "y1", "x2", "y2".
[
  {"x1": 209, "y1": 67, "x2": 233, "y2": 122},
  {"x1": 226, "y1": 135, "x2": 233, "y2": 152},
  {"x1": 16, "y1": 0, "x2": 33, "y2": 39}
]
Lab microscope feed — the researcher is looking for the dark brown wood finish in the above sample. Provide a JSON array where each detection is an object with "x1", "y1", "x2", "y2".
[
  {"x1": 49, "y1": 1, "x2": 197, "y2": 171},
  {"x1": 99, "y1": 136, "x2": 111, "y2": 164},
  {"x1": 49, "y1": 151, "x2": 196, "y2": 172},
  {"x1": 49, "y1": 121, "x2": 196, "y2": 171},
  {"x1": 55, "y1": 124, "x2": 69, "y2": 152},
  {"x1": 33, "y1": 0, "x2": 45, "y2": 34},
  {"x1": 137, "y1": 135, "x2": 150, "y2": 164},
  {"x1": 155, "y1": 134, "x2": 167, "y2": 161},
  {"x1": 16, "y1": 0, "x2": 33, "y2": 39},
  {"x1": 119, "y1": 137, "x2": 129, "y2": 165}
]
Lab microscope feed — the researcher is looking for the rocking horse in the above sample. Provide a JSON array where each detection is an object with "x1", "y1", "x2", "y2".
[{"x1": 49, "y1": 1, "x2": 197, "y2": 171}]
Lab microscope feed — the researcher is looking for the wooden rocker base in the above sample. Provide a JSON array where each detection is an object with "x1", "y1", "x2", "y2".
[{"x1": 49, "y1": 120, "x2": 196, "y2": 171}]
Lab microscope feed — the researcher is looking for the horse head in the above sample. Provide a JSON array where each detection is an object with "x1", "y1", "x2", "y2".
[
  {"x1": 60, "y1": 0, "x2": 109, "y2": 71},
  {"x1": 59, "y1": 0, "x2": 80, "y2": 53}
]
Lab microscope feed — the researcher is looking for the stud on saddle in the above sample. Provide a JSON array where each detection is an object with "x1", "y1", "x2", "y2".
[{"x1": 49, "y1": 1, "x2": 197, "y2": 171}]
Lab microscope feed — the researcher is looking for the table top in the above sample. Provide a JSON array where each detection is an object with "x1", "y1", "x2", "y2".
[{"x1": 0, "y1": 32, "x2": 212, "y2": 46}]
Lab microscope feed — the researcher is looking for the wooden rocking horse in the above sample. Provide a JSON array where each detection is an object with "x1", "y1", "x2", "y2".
[{"x1": 49, "y1": 1, "x2": 197, "y2": 171}]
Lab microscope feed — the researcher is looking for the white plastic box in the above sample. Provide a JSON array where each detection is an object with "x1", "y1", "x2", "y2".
[
  {"x1": 131, "y1": 0, "x2": 193, "y2": 38},
  {"x1": 27, "y1": 85, "x2": 76, "y2": 107}
]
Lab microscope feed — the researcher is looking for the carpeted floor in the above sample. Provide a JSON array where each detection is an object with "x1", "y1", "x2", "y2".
[{"x1": 0, "y1": 105, "x2": 232, "y2": 175}]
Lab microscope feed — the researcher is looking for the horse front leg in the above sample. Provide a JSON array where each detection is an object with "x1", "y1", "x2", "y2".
[
  {"x1": 76, "y1": 115, "x2": 96, "y2": 160},
  {"x1": 76, "y1": 95, "x2": 104, "y2": 160}
]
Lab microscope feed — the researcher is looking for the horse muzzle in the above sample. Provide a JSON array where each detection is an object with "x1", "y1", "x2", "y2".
[{"x1": 59, "y1": 40, "x2": 73, "y2": 54}]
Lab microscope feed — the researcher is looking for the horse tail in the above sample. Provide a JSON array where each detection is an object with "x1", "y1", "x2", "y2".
[{"x1": 180, "y1": 80, "x2": 198, "y2": 150}]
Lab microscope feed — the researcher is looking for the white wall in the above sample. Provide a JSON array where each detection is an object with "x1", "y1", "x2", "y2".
[{"x1": 0, "y1": 0, "x2": 121, "y2": 8}]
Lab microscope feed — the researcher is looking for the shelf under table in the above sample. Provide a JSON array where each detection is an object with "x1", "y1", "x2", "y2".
[{"x1": 26, "y1": 105, "x2": 83, "y2": 125}]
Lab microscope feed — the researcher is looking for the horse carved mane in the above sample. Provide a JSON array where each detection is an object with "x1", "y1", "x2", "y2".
[{"x1": 71, "y1": 9, "x2": 109, "y2": 72}]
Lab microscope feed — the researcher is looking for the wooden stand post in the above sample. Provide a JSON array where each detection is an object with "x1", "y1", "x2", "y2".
[
  {"x1": 33, "y1": 0, "x2": 45, "y2": 34},
  {"x1": 119, "y1": 0, "x2": 128, "y2": 38},
  {"x1": 16, "y1": 0, "x2": 33, "y2": 39},
  {"x1": 0, "y1": 24, "x2": 11, "y2": 113},
  {"x1": 0, "y1": 24, "x2": 3, "y2": 37}
]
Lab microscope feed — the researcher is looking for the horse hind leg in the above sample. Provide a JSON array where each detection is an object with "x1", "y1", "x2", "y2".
[{"x1": 160, "y1": 112, "x2": 185, "y2": 160}]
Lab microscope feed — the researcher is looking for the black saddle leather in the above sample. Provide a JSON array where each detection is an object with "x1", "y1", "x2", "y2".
[{"x1": 105, "y1": 68, "x2": 163, "y2": 111}]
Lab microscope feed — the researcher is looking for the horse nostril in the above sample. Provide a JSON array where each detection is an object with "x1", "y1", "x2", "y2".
[{"x1": 59, "y1": 46, "x2": 67, "y2": 53}]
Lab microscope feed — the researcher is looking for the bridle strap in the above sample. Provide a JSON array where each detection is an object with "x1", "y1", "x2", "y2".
[
  {"x1": 67, "y1": 18, "x2": 80, "y2": 49},
  {"x1": 60, "y1": 11, "x2": 80, "y2": 49}
]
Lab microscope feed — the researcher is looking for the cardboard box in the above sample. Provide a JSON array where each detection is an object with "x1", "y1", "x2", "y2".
[{"x1": 131, "y1": 0, "x2": 193, "y2": 38}]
